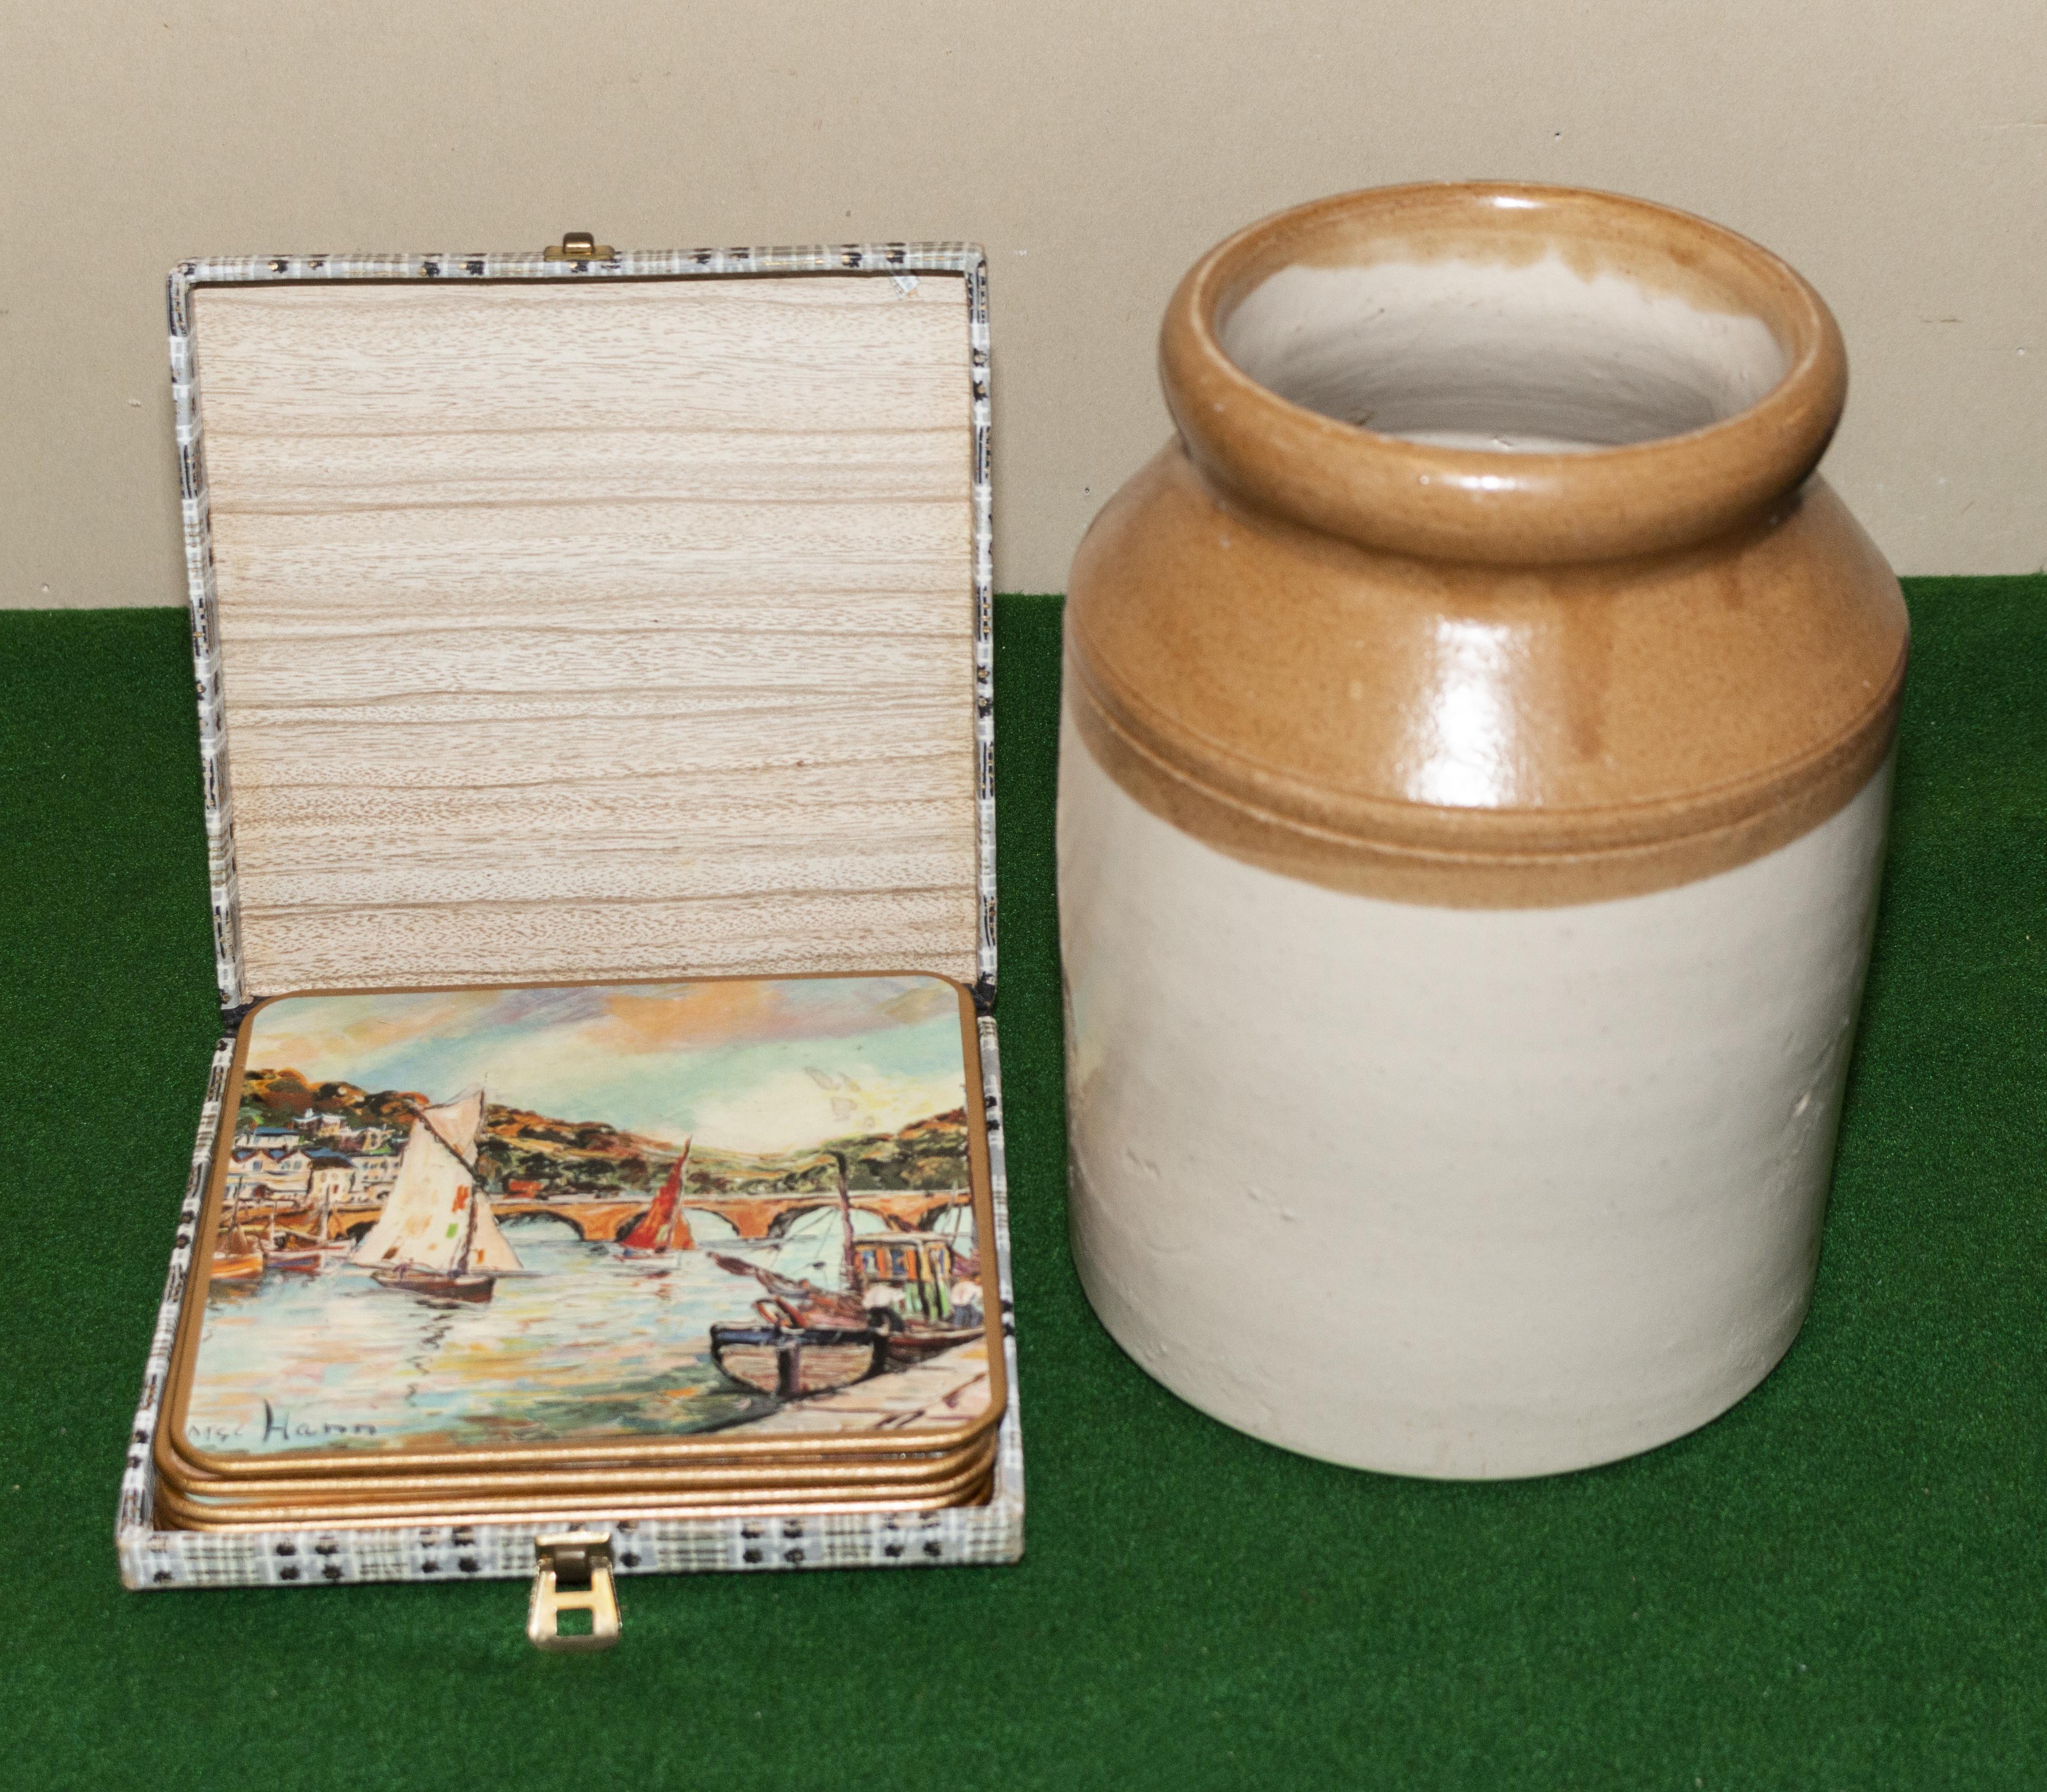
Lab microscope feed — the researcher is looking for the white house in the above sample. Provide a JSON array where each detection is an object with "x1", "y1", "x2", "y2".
[
  {"x1": 353, "y1": 1151, "x2": 403, "y2": 1200},
  {"x1": 224, "y1": 1145, "x2": 312, "y2": 1206},
  {"x1": 305, "y1": 1152, "x2": 357, "y2": 1207}
]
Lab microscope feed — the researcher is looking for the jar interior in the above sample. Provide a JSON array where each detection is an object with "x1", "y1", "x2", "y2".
[{"x1": 1217, "y1": 255, "x2": 1790, "y2": 453}]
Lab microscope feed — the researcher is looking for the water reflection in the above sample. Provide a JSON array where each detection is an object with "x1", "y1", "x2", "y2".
[{"x1": 184, "y1": 1235, "x2": 787, "y2": 1457}]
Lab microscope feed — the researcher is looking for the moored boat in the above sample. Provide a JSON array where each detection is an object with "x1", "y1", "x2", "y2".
[
  {"x1": 212, "y1": 1220, "x2": 265, "y2": 1283},
  {"x1": 708, "y1": 1152, "x2": 985, "y2": 1395},
  {"x1": 851, "y1": 1229, "x2": 985, "y2": 1369},
  {"x1": 707, "y1": 1151, "x2": 886, "y2": 1397},
  {"x1": 266, "y1": 1159, "x2": 352, "y2": 1271},
  {"x1": 264, "y1": 1228, "x2": 339, "y2": 1273},
  {"x1": 708, "y1": 1320, "x2": 887, "y2": 1398}
]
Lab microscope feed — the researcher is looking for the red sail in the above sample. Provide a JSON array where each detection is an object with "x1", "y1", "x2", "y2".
[{"x1": 622, "y1": 1139, "x2": 693, "y2": 1252}]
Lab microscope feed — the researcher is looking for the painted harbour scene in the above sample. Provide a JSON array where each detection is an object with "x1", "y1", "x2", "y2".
[{"x1": 183, "y1": 976, "x2": 994, "y2": 1459}]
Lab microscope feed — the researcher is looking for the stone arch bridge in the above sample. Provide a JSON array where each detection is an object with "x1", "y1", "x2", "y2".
[{"x1": 253, "y1": 1188, "x2": 970, "y2": 1245}]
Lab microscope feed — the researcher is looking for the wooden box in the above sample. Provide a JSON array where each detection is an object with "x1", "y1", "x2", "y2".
[{"x1": 118, "y1": 237, "x2": 1022, "y2": 1600}]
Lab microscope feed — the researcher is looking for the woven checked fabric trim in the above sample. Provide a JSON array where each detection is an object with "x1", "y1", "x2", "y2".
[
  {"x1": 165, "y1": 242, "x2": 999, "y2": 1013},
  {"x1": 968, "y1": 255, "x2": 998, "y2": 1006},
  {"x1": 168, "y1": 297, "x2": 243, "y2": 1006},
  {"x1": 115, "y1": 1034, "x2": 235, "y2": 1552},
  {"x1": 116, "y1": 1016, "x2": 1024, "y2": 1589}
]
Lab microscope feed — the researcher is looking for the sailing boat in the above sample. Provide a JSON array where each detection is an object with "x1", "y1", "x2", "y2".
[
  {"x1": 346, "y1": 1089, "x2": 526, "y2": 1303},
  {"x1": 618, "y1": 1138, "x2": 694, "y2": 1258}
]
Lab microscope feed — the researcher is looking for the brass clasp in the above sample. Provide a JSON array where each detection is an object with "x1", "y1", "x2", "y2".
[
  {"x1": 543, "y1": 231, "x2": 616, "y2": 262},
  {"x1": 528, "y1": 1531, "x2": 620, "y2": 1651}
]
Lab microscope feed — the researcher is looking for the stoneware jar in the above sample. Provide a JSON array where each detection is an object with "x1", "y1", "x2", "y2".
[{"x1": 1058, "y1": 182, "x2": 1907, "y2": 1479}]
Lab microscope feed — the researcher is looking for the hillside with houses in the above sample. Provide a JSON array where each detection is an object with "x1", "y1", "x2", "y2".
[{"x1": 225, "y1": 1066, "x2": 971, "y2": 1214}]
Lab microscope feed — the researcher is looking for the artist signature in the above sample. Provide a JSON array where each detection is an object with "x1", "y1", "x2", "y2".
[{"x1": 190, "y1": 1401, "x2": 379, "y2": 1446}]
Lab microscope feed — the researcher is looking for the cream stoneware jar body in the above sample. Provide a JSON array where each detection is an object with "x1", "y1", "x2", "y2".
[{"x1": 1058, "y1": 183, "x2": 1908, "y2": 1479}]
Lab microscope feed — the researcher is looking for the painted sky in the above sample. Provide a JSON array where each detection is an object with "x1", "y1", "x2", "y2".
[{"x1": 245, "y1": 976, "x2": 969, "y2": 1155}]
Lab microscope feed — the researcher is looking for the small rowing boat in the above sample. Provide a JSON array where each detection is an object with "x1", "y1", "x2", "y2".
[
  {"x1": 212, "y1": 1220, "x2": 265, "y2": 1283},
  {"x1": 708, "y1": 1316, "x2": 886, "y2": 1398}
]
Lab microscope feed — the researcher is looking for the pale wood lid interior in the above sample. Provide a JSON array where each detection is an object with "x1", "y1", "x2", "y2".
[{"x1": 191, "y1": 275, "x2": 979, "y2": 997}]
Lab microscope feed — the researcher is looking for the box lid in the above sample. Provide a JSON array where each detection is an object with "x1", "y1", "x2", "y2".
[{"x1": 171, "y1": 244, "x2": 994, "y2": 1009}]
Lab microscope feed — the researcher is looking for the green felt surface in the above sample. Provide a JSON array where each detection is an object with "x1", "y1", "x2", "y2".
[{"x1": 3, "y1": 583, "x2": 2044, "y2": 1789}]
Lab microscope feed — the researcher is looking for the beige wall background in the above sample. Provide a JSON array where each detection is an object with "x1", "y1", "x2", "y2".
[{"x1": 3, "y1": 0, "x2": 2042, "y2": 607}]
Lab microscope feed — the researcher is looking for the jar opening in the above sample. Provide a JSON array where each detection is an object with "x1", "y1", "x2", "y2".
[
  {"x1": 1218, "y1": 255, "x2": 1791, "y2": 454},
  {"x1": 1164, "y1": 184, "x2": 1846, "y2": 564}
]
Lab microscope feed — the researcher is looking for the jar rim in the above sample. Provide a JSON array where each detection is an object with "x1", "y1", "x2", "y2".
[{"x1": 1161, "y1": 182, "x2": 1847, "y2": 566}]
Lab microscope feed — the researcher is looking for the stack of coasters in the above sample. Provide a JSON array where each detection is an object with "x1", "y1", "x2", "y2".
[
  {"x1": 153, "y1": 974, "x2": 1005, "y2": 1532},
  {"x1": 118, "y1": 236, "x2": 1024, "y2": 1613}
]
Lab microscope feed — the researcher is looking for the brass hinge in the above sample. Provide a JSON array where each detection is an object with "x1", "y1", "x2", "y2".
[
  {"x1": 528, "y1": 1531, "x2": 620, "y2": 1652},
  {"x1": 543, "y1": 231, "x2": 616, "y2": 262}
]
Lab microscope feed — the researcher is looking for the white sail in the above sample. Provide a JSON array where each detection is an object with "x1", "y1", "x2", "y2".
[
  {"x1": 464, "y1": 1200, "x2": 524, "y2": 1273},
  {"x1": 346, "y1": 1091, "x2": 524, "y2": 1276}
]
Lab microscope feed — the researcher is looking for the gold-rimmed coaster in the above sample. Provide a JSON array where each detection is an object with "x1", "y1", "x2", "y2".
[
  {"x1": 155, "y1": 1437, "x2": 999, "y2": 1531},
  {"x1": 155, "y1": 973, "x2": 1006, "y2": 1530},
  {"x1": 157, "y1": 1471, "x2": 997, "y2": 1535}
]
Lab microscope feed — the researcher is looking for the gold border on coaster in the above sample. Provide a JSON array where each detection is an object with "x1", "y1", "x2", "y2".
[
  {"x1": 154, "y1": 1423, "x2": 998, "y2": 1506},
  {"x1": 157, "y1": 972, "x2": 1007, "y2": 1491},
  {"x1": 161, "y1": 1479, "x2": 996, "y2": 1535},
  {"x1": 154, "y1": 1443, "x2": 987, "y2": 1501},
  {"x1": 156, "y1": 1451, "x2": 997, "y2": 1532}
]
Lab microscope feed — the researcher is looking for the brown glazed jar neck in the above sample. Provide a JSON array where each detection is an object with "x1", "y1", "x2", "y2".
[
  {"x1": 1067, "y1": 182, "x2": 1907, "y2": 909},
  {"x1": 1160, "y1": 182, "x2": 1849, "y2": 568}
]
